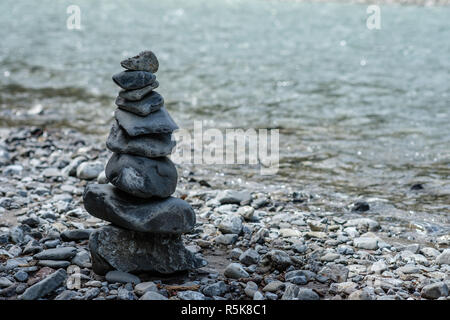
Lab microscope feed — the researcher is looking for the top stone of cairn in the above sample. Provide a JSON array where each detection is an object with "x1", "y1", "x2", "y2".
[{"x1": 120, "y1": 50, "x2": 159, "y2": 73}]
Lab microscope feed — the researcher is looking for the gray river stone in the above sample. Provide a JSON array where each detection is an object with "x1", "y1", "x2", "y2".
[
  {"x1": 115, "y1": 107, "x2": 179, "y2": 136},
  {"x1": 89, "y1": 225, "x2": 207, "y2": 275},
  {"x1": 34, "y1": 247, "x2": 77, "y2": 260},
  {"x1": 106, "y1": 121, "x2": 176, "y2": 158},
  {"x1": 83, "y1": 184, "x2": 195, "y2": 233},
  {"x1": 19, "y1": 269, "x2": 67, "y2": 300},
  {"x1": 105, "y1": 153, "x2": 177, "y2": 198},
  {"x1": 112, "y1": 70, "x2": 156, "y2": 90},
  {"x1": 115, "y1": 91, "x2": 164, "y2": 116},
  {"x1": 121, "y1": 51, "x2": 159, "y2": 73},
  {"x1": 119, "y1": 80, "x2": 159, "y2": 101}
]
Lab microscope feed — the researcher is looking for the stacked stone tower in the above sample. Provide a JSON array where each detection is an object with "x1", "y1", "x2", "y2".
[{"x1": 83, "y1": 51, "x2": 206, "y2": 275}]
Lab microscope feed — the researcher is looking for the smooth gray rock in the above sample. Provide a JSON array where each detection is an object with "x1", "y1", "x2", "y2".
[
  {"x1": 115, "y1": 107, "x2": 179, "y2": 136},
  {"x1": 121, "y1": 51, "x2": 159, "y2": 73},
  {"x1": 218, "y1": 216, "x2": 243, "y2": 235},
  {"x1": 216, "y1": 190, "x2": 252, "y2": 205},
  {"x1": 263, "y1": 280, "x2": 285, "y2": 292},
  {"x1": 14, "y1": 270, "x2": 28, "y2": 282},
  {"x1": 177, "y1": 290, "x2": 206, "y2": 300},
  {"x1": 89, "y1": 225, "x2": 207, "y2": 275},
  {"x1": 119, "y1": 81, "x2": 159, "y2": 101},
  {"x1": 134, "y1": 282, "x2": 158, "y2": 296},
  {"x1": 140, "y1": 291, "x2": 168, "y2": 300},
  {"x1": 353, "y1": 237, "x2": 379, "y2": 250},
  {"x1": 83, "y1": 184, "x2": 195, "y2": 234},
  {"x1": 116, "y1": 91, "x2": 164, "y2": 116},
  {"x1": 106, "y1": 121, "x2": 176, "y2": 158},
  {"x1": 71, "y1": 250, "x2": 91, "y2": 268},
  {"x1": 0, "y1": 277, "x2": 13, "y2": 288},
  {"x1": 34, "y1": 247, "x2": 77, "y2": 260},
  {"x1": 214, "y1": 234, "x2": 238, "y2": 245},
  {"x1": 76, "y1": 161, "x2": 104, "y2": 180},
  {"x1": 421, "y1": 282, "x2": 448, "y2": 299},
  {"x1": 281, "y1": 285, "x2": 319, "y2": 300},
  {"x1": 19, "y1": 269, "x2": 67, "y2": 300},
  {"x1": 105, "y1": 153, "x2": 177, "y2": 198},
  {"x1": 112, "y1": 70, "x2": 156, "y2": 90},
  {"x1": 105, "y1": 271, "x2": 141, "y2": 284},
  {"x1": 224, "y1": 263, "x2": 249, "y2": 279}
]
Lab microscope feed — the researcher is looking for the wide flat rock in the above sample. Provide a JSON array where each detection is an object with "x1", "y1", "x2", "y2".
[
  {"x1": 83, "y1": 184, "x2": 195, "y2": 234},
  {"x1": 115, "y1": 107, "x2": 179, "y2": 136},
  {"x1": 105, "y1": 153, "x2": 177, "y2": 198},
  {"x1": 115, "y1": 91, "x2": 164, "y2": 116},
  {"x1": 89, "y1": 225, "x2": 206, "y2": 275},
  {"x1": 119, "y1": 81, "x2": 159, "y2": 101},
  {"x1": 106, "y1": 121, "x2": 176, "y2": 158},
  {"x1": 112, "y1": 71, "x2": 156, "y2": 90}
]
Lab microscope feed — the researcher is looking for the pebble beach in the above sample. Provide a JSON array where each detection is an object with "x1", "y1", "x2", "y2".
[{"x1": 0, "y1": 126, "x2": 448, "y2": 300}]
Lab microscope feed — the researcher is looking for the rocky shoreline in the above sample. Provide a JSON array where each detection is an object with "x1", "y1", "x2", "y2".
[{"x1": 0, "y1": 126, "x2": 449, "y2": 300}]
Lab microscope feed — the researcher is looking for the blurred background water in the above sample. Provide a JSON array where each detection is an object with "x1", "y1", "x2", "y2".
[{"x1": 0, "y1": 0, "x2": 449, "y2": 234}]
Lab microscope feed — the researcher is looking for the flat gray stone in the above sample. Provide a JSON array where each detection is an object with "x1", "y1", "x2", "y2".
[
  {"x1": 89, "y1": 225, "x2": 207, "y2": 275},
  {"x1": 34, "y1": 247, "x2": 77, "y2": 260},
  {"x1": 105, "y1": 271, "x2": 141, "y2": 284},
  {"x1": 105, "y1": 153, "x2": 177, "y2": 198},
  {"x1": 112, "y1": 70, "x2": 156, "y2": 90},
  {"x1": 115, "y1": 107, "x2": 179, "y2": 136},
  {"x1": 134, "y1": 282, "x2": 158, "y2": 296},
  {"x1": 140, "y1": 291, "x2": 168, "y2": 300},
  {"x1": 119, "y1": 80, "x2": 159, "y2": 101},
  {"x1": 116, "y1": 91, "x2": 164, "y2": 116},
  {"x1": 19, "y1": 269, "x2": 66, "y2": 300},
  {"x1": 106, "y1": 121, "x2": 176, "y2": 158},
  {"x1": 83, "y1": 184, "x2": 195, "y2": 234},
  {"x1": 61, "y1": 229, "x2": 93, "y2": 241},
  {"x1": 224, "y1": 263, "x2": 249, "y2": 279},
  {"x1": 353, "y1": 237, "x2": 379, "y2": 250},
  {"x1": 216, "y1": 190, "x2": 252, "y2": 205},
  {"x1": 121, "y1": 51, "x2": 159, "y2": 73}
]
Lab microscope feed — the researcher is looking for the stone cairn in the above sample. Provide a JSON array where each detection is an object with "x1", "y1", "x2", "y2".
[{"x1": 83, "y1": 51, "x2": 206, "y2": 275}]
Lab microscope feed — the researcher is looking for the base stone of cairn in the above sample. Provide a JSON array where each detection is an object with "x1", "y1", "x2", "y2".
[
  {"x1": 83, "y1": 50, "x2": 206, "y2": 275},
  {"x1": 89, "y1": 226, "x2": 205, "y2": 275}
]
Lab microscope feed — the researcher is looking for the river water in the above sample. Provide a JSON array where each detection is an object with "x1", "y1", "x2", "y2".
[{"x1": 0, "y1": 0, "x2": 449, "y2": 235}]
